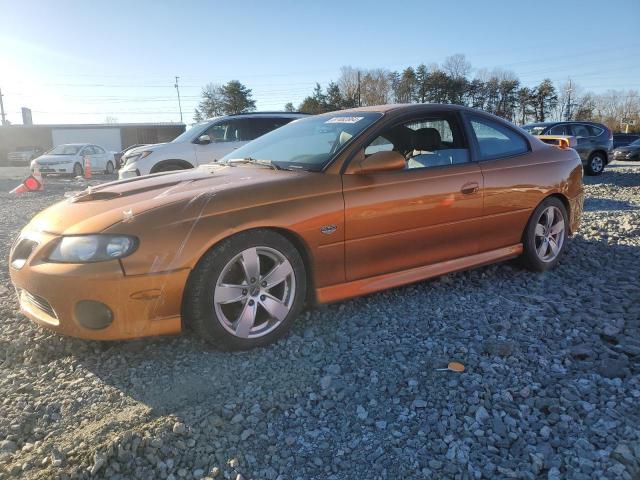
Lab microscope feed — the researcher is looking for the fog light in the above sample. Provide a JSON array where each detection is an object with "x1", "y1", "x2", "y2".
[{"x1": 75, "y1": 300, "x2": 113, "y2": 330}]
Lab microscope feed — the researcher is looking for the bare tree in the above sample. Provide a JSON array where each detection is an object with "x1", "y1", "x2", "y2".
[
  {"x1": 360, "y1": 69, "x2": 393, "y2": 106},
  {"x1": 442, "y1": 54, "x2": 471, "y2": 79},
  {"x1": 337, "y1": 66, "x2": 360, "y2": 107}
]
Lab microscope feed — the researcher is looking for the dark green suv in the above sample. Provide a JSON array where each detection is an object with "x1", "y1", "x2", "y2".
[{"x1": 522, "y1": 121, "x2": 613, "y2": 175}]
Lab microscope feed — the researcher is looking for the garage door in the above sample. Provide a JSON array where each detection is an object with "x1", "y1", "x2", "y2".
[{"x1": 51, "y1": 128, "x2": 122, "y2": 151}]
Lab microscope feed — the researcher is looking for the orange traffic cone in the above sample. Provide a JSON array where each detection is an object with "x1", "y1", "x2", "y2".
[
  {"x1": 32, "y1": 166, "x2": 45, "y2": 191},
  {"x1": 83, "y1": 155, "x2": 92, "y2": 179},
  {"x1": 9, "y1": 170, "x2": 44, "y2": 194}
]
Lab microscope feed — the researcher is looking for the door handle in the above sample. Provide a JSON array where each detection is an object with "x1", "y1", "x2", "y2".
[{"x1": 461, "y1": 182, "x2": 479, "y2": 195}]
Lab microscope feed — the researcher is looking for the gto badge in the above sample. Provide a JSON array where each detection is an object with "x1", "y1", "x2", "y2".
[{"x1": 320, "y1": 224, "x2": 337, "y2": 235}]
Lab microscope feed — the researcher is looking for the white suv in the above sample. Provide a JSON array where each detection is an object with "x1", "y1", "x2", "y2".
[{"x1": 118, "y1": 112, "x2": 307, "y2": 179}]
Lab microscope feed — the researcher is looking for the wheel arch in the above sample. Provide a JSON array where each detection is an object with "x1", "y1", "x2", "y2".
[
  {"x1": 188, "y1": 225, "x2": 317, "y2": 306},
  {"x1": 523, "y1": 192, "x2": 572, "y2": 241},
  {"x1": 589, "y1": 149, "x2": 609, "y2": 164},
  {"x1": 150, "y1": 159, "x2": 194, "y2": 173}
]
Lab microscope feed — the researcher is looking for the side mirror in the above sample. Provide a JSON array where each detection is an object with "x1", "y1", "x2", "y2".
[
  {"x1": 345, "y1": 150, "x2": 406, "y2": 175},
  {"x1": 197, "y1": 134, "x2": 211, "y2": 145}
]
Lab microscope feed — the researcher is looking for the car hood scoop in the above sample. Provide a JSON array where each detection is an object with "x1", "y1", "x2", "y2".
[{"x1": 71, "y1": 180, "x2": 187, "y2": 202}]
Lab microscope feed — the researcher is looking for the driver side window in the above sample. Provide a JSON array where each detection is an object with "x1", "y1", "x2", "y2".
[
  {"x1": 204, "y1": 120, "x2": 249, "y2": 142},
  {"x1": 363, "y1": 116, "x2": 470, "y2": 169}
]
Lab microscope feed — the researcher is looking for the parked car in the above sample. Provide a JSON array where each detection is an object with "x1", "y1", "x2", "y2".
[
  {"x1": 114, "y1": 144, "x2": 148, "y2": 170},
  {"x1": 613, "y1": 133, "x2": 640, "y2": 149},
  {"x1": 612, "y1": 138, "x2": 640, "y2": 162},
  {"x1": 30, "y1": 143, "x2": 115, "y2": 176},
  {"x1": 522, "y1": 121, "x2": 613, "y2": 175},
  {"x1": 10, "y1": 104, "x2": 584, "y2": 349},
  {"x1": 118, "y1": 112, "x2": 308, "y2": 179},
  {"x1": 8, "y1": 146, "x2": 44, "y2": 166}
]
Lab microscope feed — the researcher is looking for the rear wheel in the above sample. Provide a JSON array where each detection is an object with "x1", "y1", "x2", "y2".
[
  {"x1": 585, "y1": 152, "x2": 605, "y2": 176},
  {"x1": 105, "y1": 161, "x2": 114, "y2": 174},
  {"x1": 520, "y1": 197, "x2": 568, "y2": 272},
  {"x1": 184, "y1": 230, "x2": 307, "y2": 350},
  {"x1": 73, "y1": 162, "x2": 84, "y2": 177}
]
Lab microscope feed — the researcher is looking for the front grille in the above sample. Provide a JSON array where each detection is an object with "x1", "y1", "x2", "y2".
[
  {"x1": 21, "y1": 290, "x2": 58, "y2": 319},
  {"x1": 10, "y1": 238, "x2": 38, "y2": 269}
]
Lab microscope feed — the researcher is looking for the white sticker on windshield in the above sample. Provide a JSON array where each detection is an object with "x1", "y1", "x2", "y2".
[{"x1": 325, "y1": 116, "x2": 364, "y2": 124}]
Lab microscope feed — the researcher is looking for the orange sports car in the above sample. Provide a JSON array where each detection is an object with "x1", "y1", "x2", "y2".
[{"x1": 9, "y1": 104, "x2": 584, "y2": 349}]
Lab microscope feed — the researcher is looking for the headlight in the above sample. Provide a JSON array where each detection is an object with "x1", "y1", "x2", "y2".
[
  {"x1": 125, "y1": 151, "x2": 152, "y2": 164},
  {"x1": 48, "y1": 235, "x2": 138, "y2": 263}
]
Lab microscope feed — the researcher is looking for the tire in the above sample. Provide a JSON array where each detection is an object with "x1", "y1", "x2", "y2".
[
  {"x1": 73, "y1": 162, "x2": 84, "y2": 177},
  {"x1": 184, "y1": 229, "x2": 307, "y2": 350},
  {"x1": 105, "y1": 161, "x2": 115, "y2": 174},
  {"x1": 584, "y1": 152, "x2": 605, "y2": 176},
  {"x1": 520, "y1": 197, "x2": 569, "y2": 272}
]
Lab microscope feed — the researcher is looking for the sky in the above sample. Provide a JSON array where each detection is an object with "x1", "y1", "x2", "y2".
[{"x1": 0, "y1": 0, "x2": 638, "y2": 125}]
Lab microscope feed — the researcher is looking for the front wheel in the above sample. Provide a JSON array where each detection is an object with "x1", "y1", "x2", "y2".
[
  {"x1": 73, "y1": 162, "x2": 84, "y2": 177},
  {"x1": 585, "y1": 153, "x2": 605, "y2": 176},
  {"x1": 184, "y1": 230, "x2": 307, "y2": 350},
  {"x1": 105, "y1": 161, "x2": 115, "y2": 174},
  {"x1": 520, "y1": 197, "x2": 568, "y2": 272}
]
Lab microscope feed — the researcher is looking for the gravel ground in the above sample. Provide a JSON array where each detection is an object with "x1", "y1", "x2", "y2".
[{"x1": 0, "y1": 164, "x2": 639, "y2": 480}]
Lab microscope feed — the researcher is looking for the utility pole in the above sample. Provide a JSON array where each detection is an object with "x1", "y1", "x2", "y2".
[
  {"x1": 0, "y1": 88, "x2": 7, "y2": 126},
  {"x1": 174, "y1": 76, "x2": 183, "y2": 124},
  {"x1": 565, "y1": 79, "x2": 573, "y2": 121},
  {"x1": 357, "y1": 70, "x2": 361, "y2": 107}
]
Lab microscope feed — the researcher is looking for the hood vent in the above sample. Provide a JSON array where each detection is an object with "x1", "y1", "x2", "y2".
[{"x1": 72, "y1": 191, "x2": 122, "y2": 202}]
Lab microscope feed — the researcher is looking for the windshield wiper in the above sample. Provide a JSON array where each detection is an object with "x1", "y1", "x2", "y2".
[{"x1": 224, "y1": 157, "x2": 280, "y2": 170}]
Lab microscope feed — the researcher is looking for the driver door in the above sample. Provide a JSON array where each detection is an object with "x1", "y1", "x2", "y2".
[
  {"x1": 195, "y1": 119, "x2": 250, "y2": 164},
  {"x1": 342, "y1": 113, "x2": 484, "y2": 281}
]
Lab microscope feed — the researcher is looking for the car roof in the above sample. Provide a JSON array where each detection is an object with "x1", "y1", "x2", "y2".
[
  {"x1": 336, "y1": 103, "x2": 481, "y2": 114},
  {"x1": 203, "y1": 112, "x2": 308, "y2": 122}
]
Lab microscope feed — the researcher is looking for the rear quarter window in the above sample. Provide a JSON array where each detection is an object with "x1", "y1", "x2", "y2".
[
  {"x1": 586, "y1": 125, "x2": 604, "y2": 137},
  {"x1": 469, "y1": 116, "x2": 529, "y2": 160}
]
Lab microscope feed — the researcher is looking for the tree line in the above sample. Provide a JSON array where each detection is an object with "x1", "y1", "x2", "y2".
[{"x1": 193, "y1": 55, "x2": 640, "y2": 132}]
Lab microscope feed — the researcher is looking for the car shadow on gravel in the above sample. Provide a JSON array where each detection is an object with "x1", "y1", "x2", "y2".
[
  {"x1": 5, "y1": 233, "x2": 638, "y2": 479},
  {"x1": 584, "y1": 198, "x2": 639, "y2": 212},
  {"x1": 78, "y1": 234, "x2": 639, "y2": 417},
  {"x1": 584, "y1": 171, "x2": 640, "y2": 187}
]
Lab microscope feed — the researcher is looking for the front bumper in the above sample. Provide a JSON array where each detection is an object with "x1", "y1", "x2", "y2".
[
  {"x1": 9, "y1": 232, "x2": 188, "y2": 340},
  {"x1": 119, "y1": 168, "x2": 140, "y2": 179},
  {"x1": 32, "y1": 163, "x2": 74, "y2": 174}
]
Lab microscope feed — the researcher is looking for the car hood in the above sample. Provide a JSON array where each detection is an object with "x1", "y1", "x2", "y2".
[
  {"x1": 126, "y1": 143, "x2": 167, "y2": 155},
  {"x1": 25, "y1": 164, "x2": 311, "y2": 235},
  {"x1": 33, "y1": 154, "x2": 76, "y2": 164}
]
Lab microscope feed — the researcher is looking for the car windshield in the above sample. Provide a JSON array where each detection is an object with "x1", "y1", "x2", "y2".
[
  {"x1": 172, "y1": 121, "x2": 210, "y2": 143},
  {"x1": 521, "y1": 125, "x2": 547, "y2": 135},
  {"x1": 221, "y1": 112, "x2": 382, "y2": 171},
  {"x1": 48, "y1": 145, "x2": 81, "y2": 155}
]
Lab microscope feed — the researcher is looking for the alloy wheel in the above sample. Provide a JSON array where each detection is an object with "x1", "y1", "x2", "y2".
[
  {"x1": 213, "y1": 246, "x2": 295, "y2": 339},
  {"x1": 534, "y1": 206, "x2": 565, "y2": 262},
  {"x1": 590, "y1": 155, "x2": 604, "y2": 173}
]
